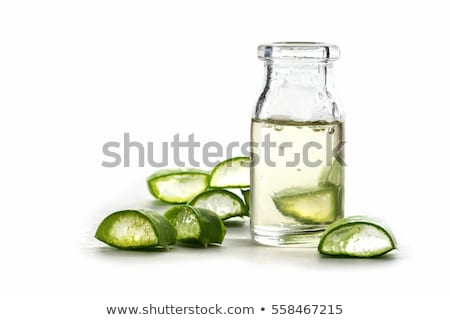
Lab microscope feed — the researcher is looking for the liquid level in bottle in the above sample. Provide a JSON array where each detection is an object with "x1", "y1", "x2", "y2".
[{"x1": 250, "y1": 118, "x2": 344, "y2": 247}]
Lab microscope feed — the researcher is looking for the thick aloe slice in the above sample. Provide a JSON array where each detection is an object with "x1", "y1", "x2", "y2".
[
  {"x1": 318, "y1": 216, "x2": 397, "y2": 257},
  {"x1": 209, "y1": 157, "x2": 250, "y2": 188},
  {"x1": 146, "y1": 168, "x2": 209, "y2": 203},
  {"x1": 164, "y1": 205, "x2": 226, "y2": 247},
  {"x1": 272, "y1": 186, "x2": 338, "y2": 224},
  {"x1": 95, "y1": 209, "x2": 176, "y2": 249},
  {"x1": 189, "y1": 189, "x2": 248, "y2": 220}
]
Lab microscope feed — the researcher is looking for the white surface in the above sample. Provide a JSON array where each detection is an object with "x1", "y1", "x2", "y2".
[{"x1": 1, "y1": 0, "x2": 449, "y2": 318}]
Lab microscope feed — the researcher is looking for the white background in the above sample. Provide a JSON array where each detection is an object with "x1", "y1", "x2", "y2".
[{"x1": 1, "y1": 0, "x2": 449, "y2": 318}]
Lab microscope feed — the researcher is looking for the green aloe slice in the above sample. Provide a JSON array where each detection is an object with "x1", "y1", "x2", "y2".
[
  {"x1": 147, "y1": 168, "x2": 209, "y2": 203},
  {"x1": 318, "y1": 216, "x2": 397, "y2": 257},
  {"x1": 272, "y1": 186, "x2": 338, "y2": 224},
  {"x1": 164, "y1": 205, "x2": 226, "y2": 247},
  {"x1": 319, "y1": 159, "x2": 344, "y2": 187},
  {"x1": 95, "y1": 209, "x2": 176, "y2": 249},
  {"x1": 209, "y1": 157, "x2": 250, "y2": 188},
  {"x1": 189, "y1": 189, "x2": 248, "y2": 220},
  {"x1": 241, "y1": 188, "x2": 250, "y2": 208}
]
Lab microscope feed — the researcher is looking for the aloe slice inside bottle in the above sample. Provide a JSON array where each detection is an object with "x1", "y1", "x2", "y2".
[
  {"x1": 272, "y1": 186, "x2": 338, "y2": 224},
  {"x1": 319, "y1": 159, "x2": 344, "y2": 187}
]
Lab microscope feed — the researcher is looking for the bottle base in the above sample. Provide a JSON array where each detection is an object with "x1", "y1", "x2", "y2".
[{"x1": 251, "y1": 226, "x2": 325, "y2": 247}]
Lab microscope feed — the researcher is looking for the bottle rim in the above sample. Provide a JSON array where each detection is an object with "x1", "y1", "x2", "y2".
[{"x1": 258, "y1": 42, "x2": 340, "y2": 62}]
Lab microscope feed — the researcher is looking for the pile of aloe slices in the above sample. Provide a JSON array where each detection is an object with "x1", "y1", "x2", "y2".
[{"x1": 96, "y1": 157, "x2": 250, "y2": 248}]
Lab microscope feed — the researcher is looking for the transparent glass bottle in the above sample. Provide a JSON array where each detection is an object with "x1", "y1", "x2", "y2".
[{"x1": 250, "y1": 42, "x2": 345, "y2": 247}]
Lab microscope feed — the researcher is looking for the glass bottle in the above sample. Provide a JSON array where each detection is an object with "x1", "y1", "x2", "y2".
[{"x1": 250, "y1": 42, "x2": 345, "y2": 246}]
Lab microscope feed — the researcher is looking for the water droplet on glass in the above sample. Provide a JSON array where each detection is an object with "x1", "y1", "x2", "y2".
[
  {"x1": 327, "y1": 127, "x2": 335, "y2": 134},
  {"x1": 274, "y1": 125, "x2": 283, "y2": 131}
]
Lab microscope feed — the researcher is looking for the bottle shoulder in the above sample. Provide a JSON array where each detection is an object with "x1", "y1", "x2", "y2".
[{"x1": 254, "y1": 88, "x2": 344, "y2": 123}]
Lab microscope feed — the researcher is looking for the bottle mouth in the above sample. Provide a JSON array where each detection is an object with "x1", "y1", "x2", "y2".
[{"x1": 258, "y1": 42, "x2": 340, "y2": 62}]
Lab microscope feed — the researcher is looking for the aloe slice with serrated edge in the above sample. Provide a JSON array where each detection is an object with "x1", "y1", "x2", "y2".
[
  {"x1": 147, "y1": 168, "x2": 209, "y2": 203},
  {"x1": 189, "y1": 189, "x2": 248, "y2": 220},
  {"x1": 164, "y1": 205, "x2": 226, "y2": 247},
  {"x1": 209, "y1": 157, "x2": 250, "y2": 188},
  {"x1": 95, "y1": 209, "x2": 176, "y2": 249},
  {"x1": 318, "y1": 216, "x2": 397, "y2": 257}
]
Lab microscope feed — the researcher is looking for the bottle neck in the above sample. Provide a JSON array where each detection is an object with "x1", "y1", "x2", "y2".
[
  {"x1": 255, "y1": 60, "x2": 340, "y2": 122},
  {"x1": 265, "y1": 61, "x2": 333, "y2": 90}
]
